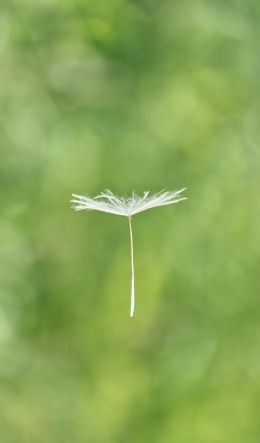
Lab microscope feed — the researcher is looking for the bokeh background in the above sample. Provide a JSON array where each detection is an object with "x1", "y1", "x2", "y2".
[{"x1": 1, "y1": 0, "x2": 260, "y2": 442}]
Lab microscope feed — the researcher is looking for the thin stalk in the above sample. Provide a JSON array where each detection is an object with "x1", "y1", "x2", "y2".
[{"x1": 128, "y1": 216, "x2": 135, "y2": 317}]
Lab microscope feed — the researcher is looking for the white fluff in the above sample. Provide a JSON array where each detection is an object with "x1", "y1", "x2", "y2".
[{"x1": 71, "y1": 189, "x2": 187, "y2": 317}]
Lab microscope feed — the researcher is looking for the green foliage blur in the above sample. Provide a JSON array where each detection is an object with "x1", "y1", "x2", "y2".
[{"x1": 1, "y1": 0, "x2": 260, "y2": 441}]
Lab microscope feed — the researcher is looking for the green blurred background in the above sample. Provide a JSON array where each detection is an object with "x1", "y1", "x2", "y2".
[{"x1": 1, "y1": 0, "x2": 260, "y2": 442}]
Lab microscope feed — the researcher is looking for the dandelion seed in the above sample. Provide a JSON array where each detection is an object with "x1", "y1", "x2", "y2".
[{"x1": 71, "y1": 189, "x2": 187, "y2": 317}]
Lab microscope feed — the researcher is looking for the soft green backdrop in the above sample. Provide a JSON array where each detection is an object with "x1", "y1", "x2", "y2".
[{"x1": 1, "y1": 1, "x2": 260, "y2": 442}]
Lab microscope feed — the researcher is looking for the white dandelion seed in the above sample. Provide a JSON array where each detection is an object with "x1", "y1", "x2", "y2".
[{"x1": 71, "y1": 188, "x2": 187, "y2": 317}]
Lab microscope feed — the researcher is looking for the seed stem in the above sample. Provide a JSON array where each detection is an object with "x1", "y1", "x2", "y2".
[{"x1": 128, "y1": 216, "x2": 135, "y2": 317}]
